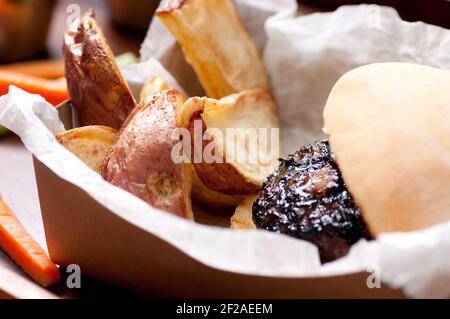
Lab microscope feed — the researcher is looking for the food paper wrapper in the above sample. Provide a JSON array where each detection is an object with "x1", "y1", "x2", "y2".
[{"x1": 1, "y1": 2, "x2": 450, "y2": 298}]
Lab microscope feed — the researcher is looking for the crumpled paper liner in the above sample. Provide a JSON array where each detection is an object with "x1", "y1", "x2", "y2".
[{"x1": 0, "y1": 1, "x2": 449, "y2": 298}]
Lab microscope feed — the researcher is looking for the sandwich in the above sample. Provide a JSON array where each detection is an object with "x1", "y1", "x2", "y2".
[{"x1": 232, "y1": 62, "x2": 450, "y2": 262}]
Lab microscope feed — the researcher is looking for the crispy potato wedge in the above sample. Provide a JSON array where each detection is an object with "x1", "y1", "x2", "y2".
[
  {"x1": 189, "y1": 165, "x2": 245, "y2": 208},
  {"x1": 102, "y1": 89, "x2": 193, "y2": 220},
  {"x1": 230, "y1": 195, "x2": 257, "y2": 229},
  {"x1": 178, "y1": 89, "x2": 280, "y2": 195},
  {"x1": 56, "y1": 125, "x2": 117, "y2": 173},
  {"x1": 156, "y1": 0, "x2": 269, "y2": 99},
  {"x1": 139, "y1": 74, "x2": 171, "y2": 102},
  {"x1": 63, "y1": 10, "x2": 136, "y2": 129}
]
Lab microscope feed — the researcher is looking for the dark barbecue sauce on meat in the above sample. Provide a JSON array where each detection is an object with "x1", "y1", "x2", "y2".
[{"x1": 252, "y1": 140, "x2": 372, "y2": 263}]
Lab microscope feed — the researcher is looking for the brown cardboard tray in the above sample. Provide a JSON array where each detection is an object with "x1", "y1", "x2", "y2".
[{"x1": 32, "y1": 102, "x2": 404, "y2": 298}]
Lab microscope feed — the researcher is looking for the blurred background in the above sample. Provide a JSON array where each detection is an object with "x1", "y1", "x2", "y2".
[
  {"x1": 0, "y1": 0, "x2": 159, "y2": 64},
  {"x1": 1, "y1": 0, "x2": 450, "y2": 65},
  {"x1": 301, "y1": 0, "x2": 450, "y2": 28}
]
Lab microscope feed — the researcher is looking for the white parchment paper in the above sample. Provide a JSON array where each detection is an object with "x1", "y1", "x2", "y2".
[{"x1": 1, "y1": 2, "x2": 450, "y2": 298}]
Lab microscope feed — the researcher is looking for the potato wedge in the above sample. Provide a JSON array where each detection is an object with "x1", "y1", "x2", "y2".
[
  {"x1": 156, "y1": 0, "x2": 269, "y2": 99},
  {"x1": 139, "y1": 74, "x2": 171, "y2": 102},
  {"x1": 63, "y1": 10, "x2": 136, "y2": 129},
  {"x1": 230, "y1": 195, "x2": 257, "y2": 229},
  {"x1": 56, "y1": 125, "x2": 117, "y2": 173},
  {"x1": 178, "y1": 89, "x2": 280, "y2": 195},
  {"x1": 139, "y1": 73, "x2": 245, "y2": 207},
  {"x1": 189, "y1": 165, "x2": 245, "y2": 208},
  {"x1": 102, "y1": 89, "x2": 193, "y2": 220}
]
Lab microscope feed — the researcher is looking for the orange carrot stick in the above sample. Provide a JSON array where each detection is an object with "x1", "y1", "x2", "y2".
[
  {"x1": 0, "y1": 60, "x2": 65, "y2": 79},
  {"x1": 0, "y1": 196, "x2": 60, "y2": 287},
  {"x1": 0, "y1": 70, "x2": 69, "y2": 106}
]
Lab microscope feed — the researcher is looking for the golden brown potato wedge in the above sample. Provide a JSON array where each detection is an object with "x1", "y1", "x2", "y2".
[
  {"x1": 189, "y1": 165, "x2": 245, "y2": 208},
  {"x1": 156, "y1": 0, "x2": 269, "y2": 99},
  {"x1": 102, "y1": 89, "x2": 193, "y2": 220},
  {"x1": 63, "y1": 10, "x2": 136, "y2": 129},
  {"x1": 178, "y1": 89, "x2": 280, "y2": 195},
  {"x1": 56, "y1": 125, "x2": 117, "y2": 173},
  {"x1": 139, "y1": 74, "x2": 171, "y2": 102},
  {"x1": 230, "y1": 195, "x2": 258, "y2": 229}
]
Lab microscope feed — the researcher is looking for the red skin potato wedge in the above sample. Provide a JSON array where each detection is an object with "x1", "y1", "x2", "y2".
[
  {"x1": 102, "y1": 89, "x2": 193, "y2": 220},
  {"x1": 63, "y1": 10, "x2": 136, "y2": 129}
]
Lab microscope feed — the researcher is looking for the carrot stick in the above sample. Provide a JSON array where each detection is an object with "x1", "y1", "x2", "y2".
[
  {"x1": 0, "y1": 70, "x2": 69, "y2": 106},
  {"x1": 0, "y1": 60, "x2": 65, "y2": 79},
  {"x1": 0, "y1": 196, "x2": 60, "y2": 287}
]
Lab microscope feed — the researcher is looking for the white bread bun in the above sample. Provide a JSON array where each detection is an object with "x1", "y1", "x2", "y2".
[{"x1": 324, "y1": 62, "x2": 450, "y2": 236}]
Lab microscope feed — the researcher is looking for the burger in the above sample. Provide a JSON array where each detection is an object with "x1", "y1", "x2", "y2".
[{"x1": 232, "y1": 62, "x2": 450, "y2": 262}]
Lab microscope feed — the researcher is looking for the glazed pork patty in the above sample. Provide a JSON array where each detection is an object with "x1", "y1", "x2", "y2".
[{"x1": 252, "y1": 140, "x2": 372, "y2": 263}]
